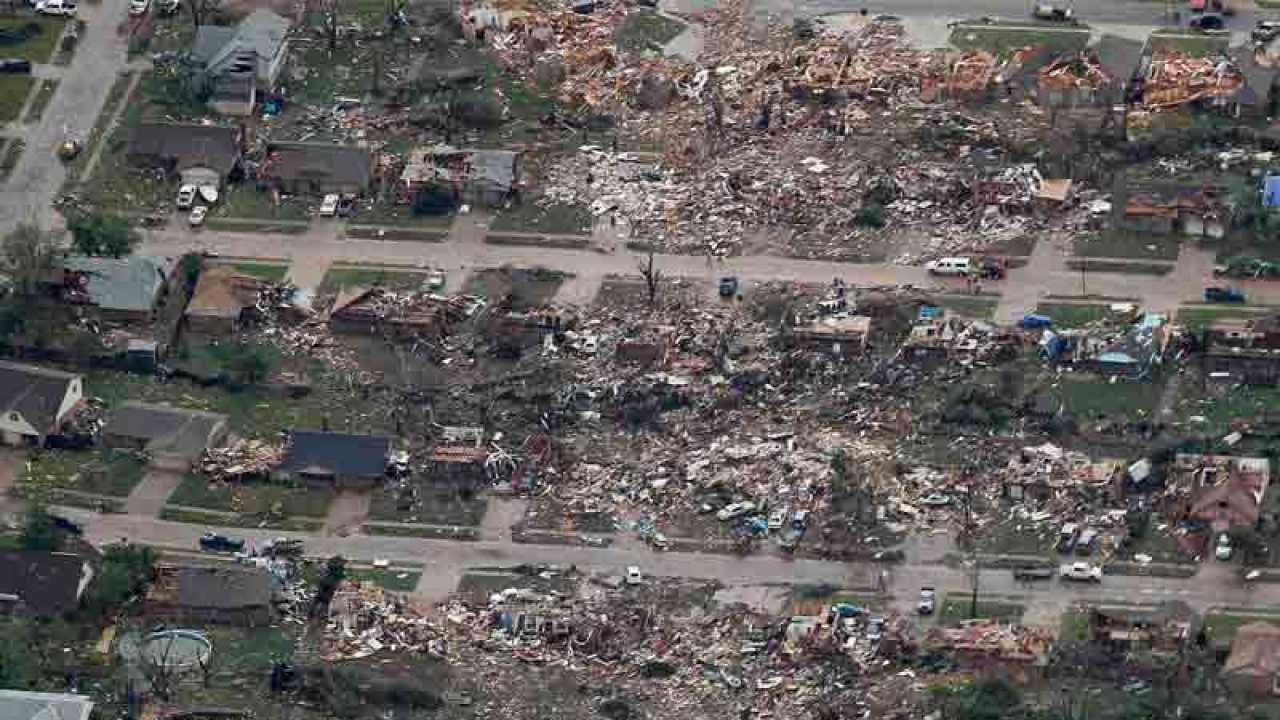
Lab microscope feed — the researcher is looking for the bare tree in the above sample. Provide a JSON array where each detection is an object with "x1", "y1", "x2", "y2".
[
  {"x1": 187, "y1": 0, "x2": 220, "y2": 31},
  {"x1": 637, "y1": 250, "x2": 661, "y2": 307}
]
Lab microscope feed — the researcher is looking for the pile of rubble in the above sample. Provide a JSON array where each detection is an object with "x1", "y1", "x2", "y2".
[
  {"x1": 1143, "y1": 49, "x2": 1244, "y2": 109},
  {"x1": 1037, "y1": 51, "x2": 1110, "y2": 91},
  {"x1": 322, "y1": 580, "x2": 444, "y2": 660},
  {"x1": 198, "y1": 438, "x2": 285, "y2": 480}
]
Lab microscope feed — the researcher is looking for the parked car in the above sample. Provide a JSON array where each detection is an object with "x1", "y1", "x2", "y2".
[
  {"x1": 188, "y1": 205, "x2": 208, "y2": 226},
  {"x1": 1013, "y1": 566, "x2": 1054, "y2": 581},
  {"x1": 719, "y1": 276, "x2": 739, "y2": 297},
  {"x1": 925, "y1": 256, "x2": 972, "y2": 276},
  {"x1": 625, "y1": 566, "x2": 643, "y2": 585},
  {"x1": 1056, "y1": 522, "x2": 1080, "y2": 553},
  {"x1": 1019, "y1": 313, "x2": 1053, "y2": 330},
  {"x1": 918, "y1": 587, "x2": 936, "y2": 615},
  {"x1": 1032, "y1": 4, "x2": 1075, "y2": 22},
  {"x1": 768, "y1": 508, "x2": 787, "y2": 531},
  {"x1": 50, "y1": 514, "x2": 83, "y2": 535},
  {"x1": 129, "y1": 0, "x2": 149, "y2": 15},
  {"x1": 336, "y1": 195, "x2": 356, "y2": 218},
  {"x1": 717, "y1": 501, "x2": 756, "y2": 521},
  {"x1": 262, "y1": 537, "x2": 303, "y2": 558},
  {"x1": 176, "y1": 185, "x2": 196, "y2": 210},
  {"x1": 1059, "y1": 561, "x2": 1103, "y2": 582},
  {"x1": 866, "y1": 616, "x2": 886, "y2": 642},
  {"x1": 1190, "y1": 13, "x2": 1225, "y2": 29},
  {"x1": 1075, "y1": 527, "x2": 1099, "y2": 555},
  {"x1": 319, "y1": 193, "x2": 339, "y2": 217},
  {"x1": 919, "y1": 493, "x2": 951, "y2": 507},
  {"x1": 426, "y1": 270, "x2": 446, "y2": 292},
  {"x1": 0, "y1": 59, "x2": 32, "y2": 74},
  {"x1": 35, "y1": 0, "x2": 77, "y2": 16},
  {"x1": 1215, "y1": 532, "x2": 1233, "y2": 561},
  {"x1": 200, "y1": 532, "x2": 244, "y2": 552},
  {"x1": 1254, "y1": 19, "x2": 1280, "y2": 41},
  {"x1": 792, "y1": 509, "x2": 810, "y2": 530},
  {"x1": 1205, "y1": 286, "x2": 1246, "y2": 303}
]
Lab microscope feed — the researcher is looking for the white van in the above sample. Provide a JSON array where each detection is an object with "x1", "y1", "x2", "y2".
[
  {"x1": 35, "y1": 0, "x2": 77, "y2": 15},
  {"x1": 925, "y1": 257, "x2": 972, "y2": 276}
]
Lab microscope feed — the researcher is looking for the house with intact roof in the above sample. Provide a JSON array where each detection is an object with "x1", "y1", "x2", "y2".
[
  {"x1": 58, "y1": 255, "x2": 179, "y2": 323},
  {"x1": 146, "y1": 563, "x2": 277, "y2": 626},
  {"x1": 126, "y1": 124, "x2": 241, "y2": 188},
  {"x1": 0, "y1": 362, "x2": 83, "y2": 446},
  {"x1": 0, "y1": 550, "x2": 95, "y2": 617},
  {"x1": 277, "y1": 429, "x2": 392, "y2": 489},
  {"x1": 260, "y1": 142, "x2": 374, "y2": 196},
  {"x1": 192, "y1": 9, "x2": 291, "y2": 116}
]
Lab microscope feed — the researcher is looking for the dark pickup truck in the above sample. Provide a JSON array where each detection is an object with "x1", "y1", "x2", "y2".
[{"x1": 1013, "y1": 567, "x2": 1054, "y2": 581}]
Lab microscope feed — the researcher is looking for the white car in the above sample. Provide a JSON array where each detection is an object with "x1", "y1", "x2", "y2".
[
  {"x1": 319, "y1": 193, "x2": 339, "y2": 217},
  {"x1": 625, "y1": 566, "x2": 642, "y2": 585},
  {"x1": 128, "y1": 0, "x2": 149, "y2": 15},
  {"x1": 176, "y1": 185, "x2": 196, "y2": 210},
  {"x1": 1059, "y1": 562, "x2": 1103, "y2": 582},
  {"x1": 716, "y1": 501, "x2": 756, "y2": 521},
  {"x1": 1215, "y1": 533, "x2": 1233, "y2": 561},
  {"x1": 426, "y1": 270, "x2": 446, "y2": 292},
  {"x1": 924, "y1": 257, "x2": 972, "y2": 276},
  {"x1": 768, "y1": 508, "x2": 786, "y2": 530},
  {"x1": 918, "y1": 587, "x2": 936, "y2": 615},
  {"x1": 188, "y1": 206, "x2": 208, "y2": 226},
  {"x1": 35, "y1": 0, "x2": 77, "y2": 15}
]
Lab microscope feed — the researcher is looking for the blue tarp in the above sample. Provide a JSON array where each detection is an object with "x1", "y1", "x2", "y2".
[
  {"x1": 1020, "y1": 314, "x2": 1053, "y2": 329},
  {"x1": 1265, "y1": 175, "x2": 1280, "y2": 207}
]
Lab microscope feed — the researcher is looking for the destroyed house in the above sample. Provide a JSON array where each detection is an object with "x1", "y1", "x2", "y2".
[
  {"x1": 900, "y1": 317, "x2": 1013, "y2": 365},
  {"x1": 0, "y1": 551, "x2": 94, "y2": 617},
  {"x1": 1119, "y1": 184, "x2": 1229, "y2": 237},
  {"x1": 1141, "y1": 49, "x2": 1245, "y2": 113},
  {"x1": 0, "y1": 362, "x2": 83, "y2": 446},
  {"x1": 146, "y1": 564, "x2": 276, "y2": 626},
  {"x1": 1089, "y1": 604, "x2": 1193, "y2": 653},
  {"x1": 59, "y1": 255, "x2": 178, "y2": 322},
  {"x1": 1224, "y1": 622, "x2": 1280, "y2": 697},
  {"x1": 184, "y1": 266, "x2": 264, "y2": 335},
  {"x1": 328, "y1": 286, "x2": 446, "y2": 339},
  {"x1": 1035, "y1": 49, "x2": 1113, "y2": 108},
  {"x1": 925, "y1": 623, "x2": 1053, "y2": 681},
  {"x1": 126, "y1": 124, "x2": 241, "y2": 185},
  {"x1": 1041, "y1": 314, "x2": 1170, "y2": 379},
  {"x1": 400, "y1": 146, "x2": 520, "y2": 208},
  {"x1": 790, "y1": 316, "x2": 871, "y2": 357},
  {"x1": 1203, "y1": 316, "x2": 1280, "y2": 385},
  {"x1": 260, "y1": 142, "x2": 374, "y2": 196},
  {"x1": 277, "y1": 429, "x2": 392, "y2": 489},
  {"x1": 425, "y1": 445, "x2": 489, "y2": 488},
  {"x1": 1187, "y1": 455, "x2": 1270, "y2": 533}
]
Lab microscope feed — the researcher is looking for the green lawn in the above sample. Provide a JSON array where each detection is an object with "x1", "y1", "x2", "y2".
[
  {"x1": 167, "y1": 473, "x2": 334, "y2": 518},
  {"x1": 1050, "y1": 373, "x2": 1165, "y2": 422},
  {"x1": 0, "y1": 139, "x2": 24, "y2": 182},
  {"x1": 230, "y1": 262, "x2": 289, "y2": 282},
  {"x1": 0, "y1": 75, "x2": 36, "y2": 124},
  {"x1": 1148, "y1": 29, "x2": 1230, "y2": 57},
  {"x1": 85, "y1": 368, "x2": 399, "y2": 442},
  {"x1": 353, "y1": 201, "x2": 455, "y2": 229},
  {"x1": 1065, "y1": 259, "x2": 1172, "y2": 276},
  {"x1": 948, "y1": 23, "x2": 1089, "y2": 58},
  {"x1": 215, "y1": 185, "x2": 311, "y2": 222},
  {"x1": 1060, "y1": 610, "x2": 1090, "y2": 641},
  {"x1": 1177, "y1": 306, "x2": 1271, "y2": 333},
  {"x1": 931, "y1": 296, "x2": 998, "y2": 320},
  {"x1": 22, "y1": 448, "x2": 146, "y2": 497},
  {"x1": 346, "y1": 567, "x2": 422, "y2": 592},
  {"x1": 940, "y1": 596, "x2": 1025, "y2": 625},
  {"x1": 490, "y1": 201, "x2": 592, "y2": 235},
  {"x1": 318, "y1": 267, "x2": 428, "y2": 294},
  {"x1": 1073, "y1": 231, "x2": 1182, "y2": 260},
  {"x1": 1204, "y1": 613, "x2": 1280, "y2": 647},
  {"x1": 159, "y1": 506, "x2": 323, "y2": 532},
  {"x1": 1034, "y1": 302, "x2": 1111, "y2": 328},
  {"x1": 0, "y1": 17, "x2": 65, "y2": 62}
]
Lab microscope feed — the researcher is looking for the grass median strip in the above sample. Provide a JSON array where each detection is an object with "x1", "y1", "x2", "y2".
[{"x1": 23, "y1": 79, "x2": 59, "y2": 124}]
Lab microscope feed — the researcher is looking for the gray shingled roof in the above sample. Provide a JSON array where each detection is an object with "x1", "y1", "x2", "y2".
[
  {"x1": 103, "y1": 401, "x2": 227, "y2": 459},
  {"x1": 177, "y1": 566, "x2": 274, "y2": 609},
  {"x1": 280, "y1": 429, "x2": 391, "y2": 478},
  {"x1": 63, "y1": 256, "x2": 176, "y2": 314},
  {"x1": 0, "y1": 362, "x2": 80, "y2": 434}
]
